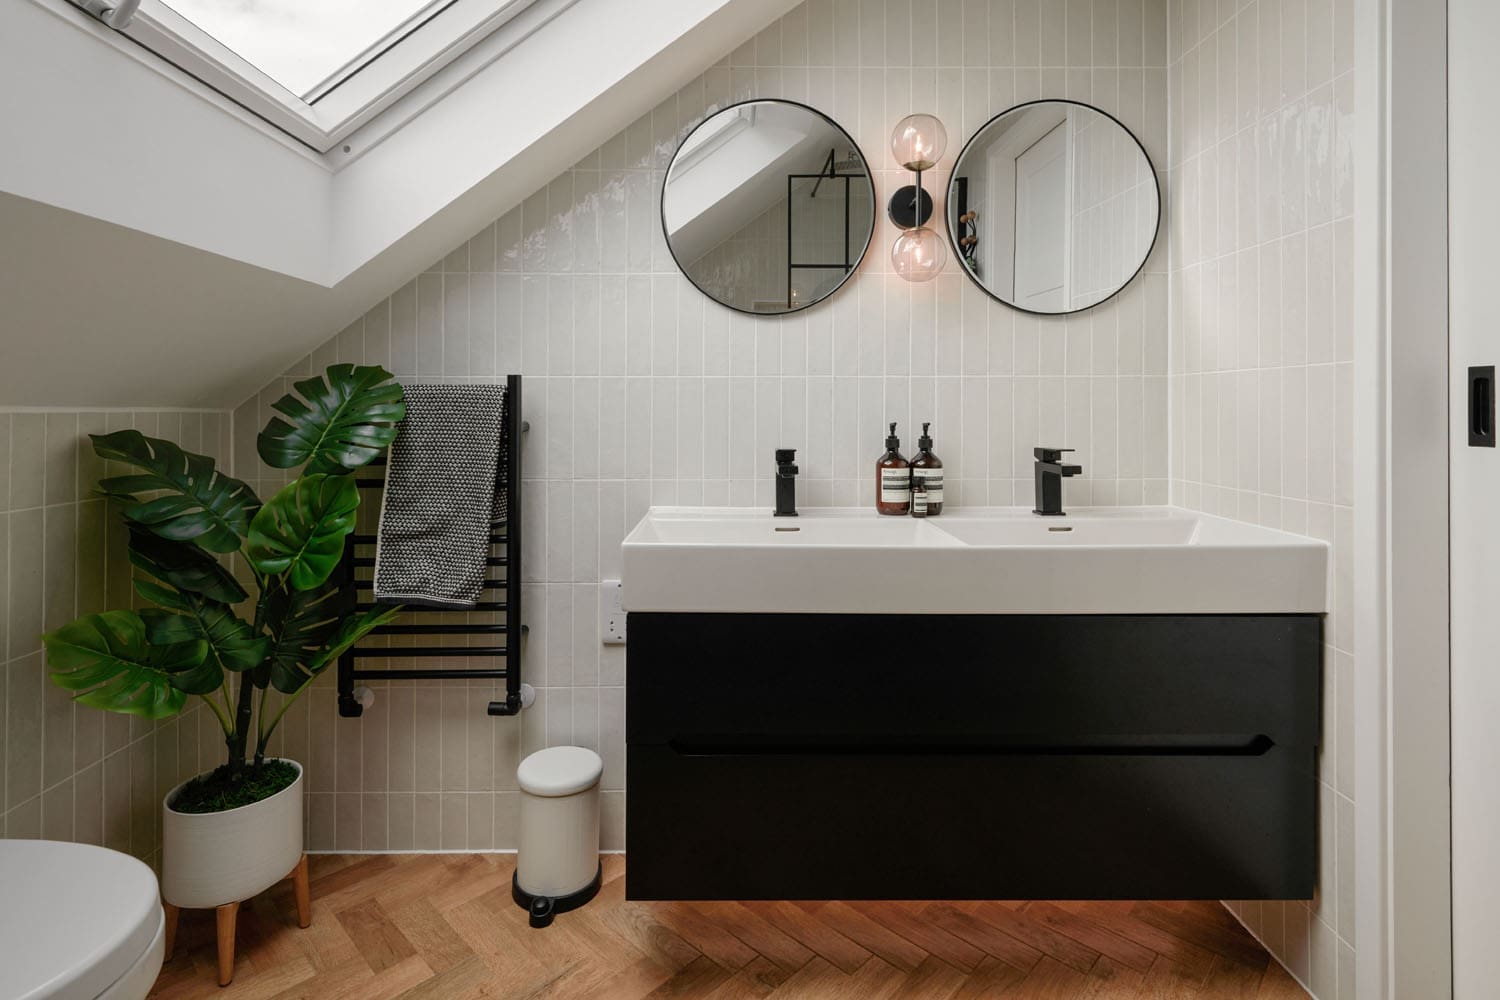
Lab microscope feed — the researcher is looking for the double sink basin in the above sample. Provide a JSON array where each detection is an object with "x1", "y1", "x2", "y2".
[{"x1": 622, "y1": 506, "x2": 1328, "y2": 615}]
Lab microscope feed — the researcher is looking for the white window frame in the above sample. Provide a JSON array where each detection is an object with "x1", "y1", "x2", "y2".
[{"x1": 73, "y1": 0, "x2": 544, "y2": 153}]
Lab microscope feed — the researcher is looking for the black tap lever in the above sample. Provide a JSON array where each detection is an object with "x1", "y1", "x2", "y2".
[
  {"x1": 774, "y1": 448, "x2": 799, "y2": 517},
  {"x1": 1033, "y1": 447, "x2": 1082, "y2": 516}
]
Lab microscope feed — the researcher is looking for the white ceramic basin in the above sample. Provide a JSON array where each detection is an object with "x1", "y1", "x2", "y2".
[
  {"x1": 621, "y1": 506, "x2": 1329, "y2": 615},
  {"x1": 934, "y1": 507, "x2": 1200, "y2": 546},
  {"x1": 623, "y1": 509, "x2": 962, "y2": 547}
]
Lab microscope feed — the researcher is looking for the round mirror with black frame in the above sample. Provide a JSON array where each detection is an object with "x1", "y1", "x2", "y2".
[
  {"x1": 661, "y1": 99, "x2": 876, "y2": 316},
  {"x1": 947, "y1": 99, "x2": 1160, "y2": 316}
]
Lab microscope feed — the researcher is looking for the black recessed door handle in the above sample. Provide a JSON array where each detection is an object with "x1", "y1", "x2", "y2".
[{"x1": 1470, "y1": 366, "x2": 1495, "y2": 448}]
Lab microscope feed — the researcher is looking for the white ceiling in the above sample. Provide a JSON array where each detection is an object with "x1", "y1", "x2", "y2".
[{"x1": 0, "y1": 0, "x2": 797, "y2": 407}]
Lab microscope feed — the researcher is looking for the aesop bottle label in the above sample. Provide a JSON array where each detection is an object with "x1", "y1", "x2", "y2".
[
  {"x1": 913, "y1": 469, "x2": 944, "y2": 503},
  {"x1": 880, "y1": 468, "x2": 911, "y2": 502}
]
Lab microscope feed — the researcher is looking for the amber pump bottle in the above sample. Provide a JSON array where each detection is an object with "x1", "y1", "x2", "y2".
[
  {"x1": 876, "y1": 423, "x2": 911, "y2": 515},
  {"x1": 909, "y1": 422, "x2": 944, "y2": 515}
]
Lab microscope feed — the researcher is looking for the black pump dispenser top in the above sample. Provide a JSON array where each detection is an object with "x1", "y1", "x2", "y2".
[
  {"x1": 918, "y1": 422, "x2": 933, "y2": 451},
  {"x1": 886, "y1": 422, "x2": 901, "y2": 451}
]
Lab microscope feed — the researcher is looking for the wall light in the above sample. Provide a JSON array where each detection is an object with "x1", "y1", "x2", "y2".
[{"x1": 888, "y1": 114, "x2": 947, "y2": 282}]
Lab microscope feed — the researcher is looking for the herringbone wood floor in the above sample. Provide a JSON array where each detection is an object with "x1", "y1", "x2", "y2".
[{"x1": 148, "y1": 854, "x2": 1309, "y2": 999}]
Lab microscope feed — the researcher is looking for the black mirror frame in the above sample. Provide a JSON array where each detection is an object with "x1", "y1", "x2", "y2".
[
  {"x1": 661, "y1": 98, "x2": 877, "y2": 318},
  {"x1": 945, "y1": 98, "x2": 1162, "y2": 318}
]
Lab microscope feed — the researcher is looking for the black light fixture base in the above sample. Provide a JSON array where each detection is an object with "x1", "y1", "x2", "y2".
[
  {"x1": 512, "y1": 865, "x2": 603, "y2": 928},
  {"x1": 887, "y1": 184, "x2": 934, "y2": 228}
]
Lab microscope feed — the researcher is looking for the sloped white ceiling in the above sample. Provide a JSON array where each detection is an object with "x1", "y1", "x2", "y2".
[{"x1": 0, "y1": 0, "x2": 796, "y2": 407}]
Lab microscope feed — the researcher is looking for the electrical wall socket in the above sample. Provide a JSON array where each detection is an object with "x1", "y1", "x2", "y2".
[{"x1": 601, "y1": 580, "x2": 626, "y2": 645}]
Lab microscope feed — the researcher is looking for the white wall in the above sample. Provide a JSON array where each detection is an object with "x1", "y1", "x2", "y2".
[
  {"x1": 1167, "y1": 0, "x2": 1356, "y2": 995},
  {"x1": 1449, "y1": 1, "x2": 1500, "y2": 994},
  {"x1": 235, "y1": 0, "x2": 1172, "y2": 853}
]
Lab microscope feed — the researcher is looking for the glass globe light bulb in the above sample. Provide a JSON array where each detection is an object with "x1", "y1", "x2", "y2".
[
  {"x1": 891, "y1": 114, "x2": 948, "y2": 171},
  {"x1": 891, "y1": 226, "x2": 947, "y2": 282}
]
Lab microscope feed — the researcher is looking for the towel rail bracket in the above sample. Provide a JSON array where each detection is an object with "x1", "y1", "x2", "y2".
[{"x1": 336, "y1": 373, "x2": 526, "y2": 719}]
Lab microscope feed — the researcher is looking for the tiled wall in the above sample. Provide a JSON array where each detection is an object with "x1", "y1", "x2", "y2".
[
  {"x1": 1070, "y1": 106, "x2": 1161, "y2": 308},
  {"x1": 1165, "y1": 0, "x2": 1355, "y2": 997},
  {"x1": 233, "y1": 0, "x2": 1173, "y2": 853},
  {"x1": 0, "y1": 410, "x2": 231, "y2": 869}
]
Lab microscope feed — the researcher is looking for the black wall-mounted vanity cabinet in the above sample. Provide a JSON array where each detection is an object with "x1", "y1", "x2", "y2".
[{"x1": 626, "y1": 612, "x2": 1321, "y2": 901}]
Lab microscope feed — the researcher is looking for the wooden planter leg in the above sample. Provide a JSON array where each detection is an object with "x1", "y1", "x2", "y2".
[
  {"x1": 215, "y1": 901, "x2": 240, "y2": 987},
  {"x1": 162, "y1": 902, "x2": 179, "y2": 961},
  {"x1": 292, "y1": 854, "x2": 311, "y2": 929}
]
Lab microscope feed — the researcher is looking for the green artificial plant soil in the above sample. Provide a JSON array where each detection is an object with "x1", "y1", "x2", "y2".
[{"x1": 170, "y1": 759, "x2": 298, "y2": 814}]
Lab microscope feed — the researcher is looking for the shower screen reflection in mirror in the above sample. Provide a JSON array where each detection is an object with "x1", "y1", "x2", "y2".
[
  {"x1": 948, "y1": 100, "x2": 1160, "y2": 316},
  {"x1": 662, "y1": 100, "x2": 876, "y2": 315}
]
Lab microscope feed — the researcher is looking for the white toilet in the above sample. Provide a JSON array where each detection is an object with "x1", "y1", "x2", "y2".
[{"x1": 0, "y1": 840, "x2": 165, "y2": 1000}]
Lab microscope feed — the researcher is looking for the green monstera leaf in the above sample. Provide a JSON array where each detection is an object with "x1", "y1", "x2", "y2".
[
  {"x1": 261, "y1": 586, "x2": 398, "y2": 694},
  {"x1": 44, "y1": 610, "x2": 214, "y2": 717},
  {"x1": 245, "y1": 474, "x2": 360, "y2": 590},
  {"x1": 256, "y1": 363, "x2": 405, "y2": 475},
  {"x1": 261, "y1": 586, "x2": 340, "y2": 692},
  {"x1": 126, "y1": 526, "x2": 247, "y2": 605},
  {"x1": 92, "y1": 430, "x2": 260, "y2": 554},
  {"x1": 138, "y1": 588, "x2": 270, "y2": 675}
]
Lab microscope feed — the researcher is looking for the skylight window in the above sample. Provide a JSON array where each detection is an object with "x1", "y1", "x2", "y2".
[
  {"x1": 162, "y1": 0, "x2": 449, "y2": 99},
  {"x1": 72, "y1": 0, "x2": 552, "y2": 153}
]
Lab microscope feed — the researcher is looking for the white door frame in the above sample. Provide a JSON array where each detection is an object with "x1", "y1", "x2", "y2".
[{"x1": 1353, "y1": 0, "x2": 1452, "y2": 996}]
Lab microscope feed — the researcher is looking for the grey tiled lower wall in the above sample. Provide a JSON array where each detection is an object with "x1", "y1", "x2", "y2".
[{"x1": 0, "y1": 410, "x2": 231, "y2": 868}]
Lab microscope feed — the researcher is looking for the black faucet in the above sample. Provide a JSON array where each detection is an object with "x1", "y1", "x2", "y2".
[
  {"x1": 1033, "y1": 447, "x2": 1082, "y2": 516},
  {"x1": 774, "y1": 449, "x2": 799, "y2": 517}
]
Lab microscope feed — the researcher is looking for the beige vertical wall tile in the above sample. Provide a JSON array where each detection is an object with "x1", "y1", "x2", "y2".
[
  {"x1": 0, "y1": 414, "x2": 11, "y2": 513},
  {"x1": 1169, "y1": 0, "x2": 1355, "y2": 990},
  {"x1": 9, "y1": 509, "x2": 43, "y2": 661},
  {"x1": 6, "y1": 652, "x2": 44, "y2": 809},
  {"x1": 10, "y1": 415, "x2": 46, "y2": 510},
  {"x1": 42, "y1": 505, "x2": 76, "y2": 633}
]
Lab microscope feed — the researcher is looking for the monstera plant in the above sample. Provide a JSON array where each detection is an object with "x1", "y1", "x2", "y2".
[{"x1": 42, "y1": 364, "x2": 406, "y2": 813}]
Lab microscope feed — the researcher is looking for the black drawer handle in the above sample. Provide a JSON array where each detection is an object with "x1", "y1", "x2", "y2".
[{"x1": 665, "y1": 734, "x2": 1275, "y2": 757}]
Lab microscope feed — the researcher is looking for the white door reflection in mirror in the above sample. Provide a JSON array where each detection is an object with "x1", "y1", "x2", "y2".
[
  {"x1": 949, "y1": 100, "x2": 1159, "y2": 316},
  {"x1": 1013, "y1": 121, "x2": 1071, "y2": 312}
]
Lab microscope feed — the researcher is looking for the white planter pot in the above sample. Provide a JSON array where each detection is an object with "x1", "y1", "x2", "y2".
[{"x1": 160, "y1": 759, "x2": 304, "y2": 909}]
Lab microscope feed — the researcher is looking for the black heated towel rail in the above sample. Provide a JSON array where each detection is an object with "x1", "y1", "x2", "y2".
[{"x1": 336, "y1": 373, "x2": 527, "y2": 718}]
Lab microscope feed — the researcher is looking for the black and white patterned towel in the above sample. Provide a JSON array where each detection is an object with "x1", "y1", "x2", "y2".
[{"x1": 373, "y1": 382, "x2": 508, "y2": 608}]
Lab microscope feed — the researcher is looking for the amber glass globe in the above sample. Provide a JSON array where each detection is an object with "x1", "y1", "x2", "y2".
[
  {"x1": 891, "y1": 226, "x2": 947, "y2": 282},
  {"x1": 890, "y1": 114, "x2": 948, "y2": 171}
]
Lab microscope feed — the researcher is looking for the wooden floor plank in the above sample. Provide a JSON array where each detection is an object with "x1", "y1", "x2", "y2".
[
  {"x1": 642, "y1": 954, "x2": 735, "y2": 999},
  {"x1": 147, "y1": 855, "x2": 1306, "y2": 1000},
  {"x1": 812, "y1": 901, "x2": 929, "y2": 972},
  {"x1": 895, "y1": 954, "x2": 971, "y2": 999},
  {"x1": 921, "y1": 902, "x2": 1044, "y2": 972},
  {"x1": 1021, "y1": 901, "x2": 1160, "y2": 973},
  {"x1": 1055, "y1": 901, "x2": 1218, "y2": 980},
  {"x1": 702, "y1": 956, "x2": 790, "y2": 1000},
  {"x1": 685, "y1": 901, "x2": 815, "y2": 973},
  {"x1": 1132, "y1": 902, "x2": 1271, "y2": 970},
  {"x1": 1200, "y1": 955, "x2": 1270, "y2": 999},
  {"x1": 968, "y1": 901, "x2": 1101, "y2": 974},
  {"x1": 950, "y1": 955, "x2": 1029, "y2": 999},
  {"x1": 1137, "y1": 955, "x2": 1210, "y2": 1000},
  {"x1": 1077, "y1": 956, "x2": 1147, "y2": 999},
  {"x1": 766, "y1": 955, "x2": 909, "y2": 1000},
  {"x1": 650, "y1": 902, "x2": 762, "y2": 970},
  {"x1": 1007, "y1": 955, "x2": 1093, "y2": 1000},
  {"x1": 844, "y1": 901, "x2": 987, "y2": 973},
  {"x1": 739, "y1": 899, "x2": 873, "y2": 974},
  {"x1": 336, "y1": 899, "x2": 418, "y2": 974}
]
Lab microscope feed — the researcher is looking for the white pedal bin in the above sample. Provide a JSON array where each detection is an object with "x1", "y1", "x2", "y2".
[{"x1": 515, "y1": 746, "x2": 603, "y2": 926}]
